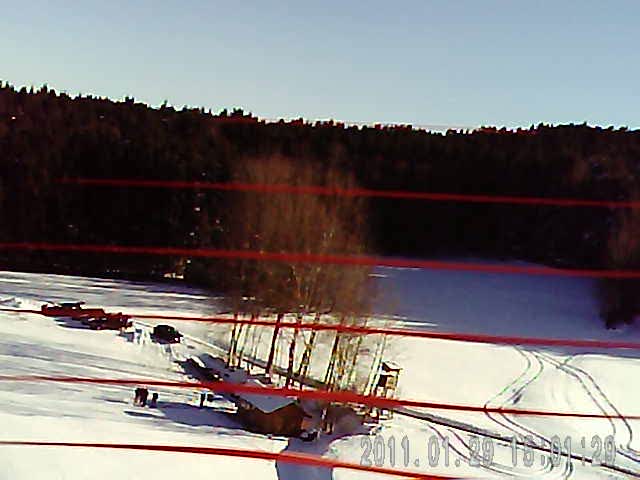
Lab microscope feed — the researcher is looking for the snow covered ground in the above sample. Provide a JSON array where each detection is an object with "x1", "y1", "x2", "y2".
[{"x1": 0, "y1": 265, "x2": 639, "y2": 479}]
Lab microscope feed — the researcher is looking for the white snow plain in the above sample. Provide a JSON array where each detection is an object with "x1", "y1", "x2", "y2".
[{"x1": 0, "y1": 265, "x2": 638, "y2": 479}]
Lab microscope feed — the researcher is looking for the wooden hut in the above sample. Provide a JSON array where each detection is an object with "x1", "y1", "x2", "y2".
[{"x1": 235, "y1": 379, "x2": 309, "y2": 436}]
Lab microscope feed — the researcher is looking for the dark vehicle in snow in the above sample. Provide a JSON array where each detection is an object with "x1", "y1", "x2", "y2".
[
  {"x1": 151, "y1": 324, "x2": 183, "y2": 343},
  {"x1": 184, "y1": 356, "x2": 221, "y2": 382}
]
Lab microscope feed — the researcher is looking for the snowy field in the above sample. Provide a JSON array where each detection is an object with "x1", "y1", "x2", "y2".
[{"x1": 0, "y1": 265, "x2": 639, "y2": 479}]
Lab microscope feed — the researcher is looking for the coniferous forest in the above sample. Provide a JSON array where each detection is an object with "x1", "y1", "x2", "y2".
[{"x1": 1, "y1": 82, "x2": 639, "y2": 326}]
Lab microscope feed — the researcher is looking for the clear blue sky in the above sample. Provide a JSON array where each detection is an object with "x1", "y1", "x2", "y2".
[{"x1": 2, "y1": 0, "x2": 639, "y2": 128}]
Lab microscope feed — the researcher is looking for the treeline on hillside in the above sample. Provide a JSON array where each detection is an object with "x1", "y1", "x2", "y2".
[{"x1": 1, "y1": 82, "x2": 639, "y2": 327}]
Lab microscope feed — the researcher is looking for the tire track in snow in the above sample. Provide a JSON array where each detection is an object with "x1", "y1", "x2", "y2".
[
  {"x1": 396, "y1": 407, "x2": 640, "y2": 477},
  {"x1": 535, "y1": 351, "x2": 640, "y2": 465},
  {"x1": 482, "y1": 347, "x2": 571, "y2": 479},
  {"x1": 445, "y1": 426, "x2": 565, "y2": 478},
  {"x1": 482, "y1": 348, "x2": 552, "y2": 476}
]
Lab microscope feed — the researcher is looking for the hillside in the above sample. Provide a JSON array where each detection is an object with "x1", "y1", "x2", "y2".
[{"x1": 1, "y1": 83, "x2": 639, "y2": 267}]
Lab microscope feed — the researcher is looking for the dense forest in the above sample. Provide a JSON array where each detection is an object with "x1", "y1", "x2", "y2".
[{"x1": 1, "y1": 82, "x2": 639, "y2": 326}]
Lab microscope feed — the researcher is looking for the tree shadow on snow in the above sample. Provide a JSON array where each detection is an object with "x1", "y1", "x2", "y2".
[
  {"x1": 124, "y1": 401, "x2": 264, "y2": 439},
  {"x1": 53, "y1": 317, "x2": 92, "y2": 330}
]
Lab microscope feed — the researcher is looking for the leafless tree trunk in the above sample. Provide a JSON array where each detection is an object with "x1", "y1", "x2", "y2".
[
  {"x1": 296, "y1": 312, "x2": 321, "y2": 386},
  {"x1": 265, "y1": 313, "x2": 283, "y2": 374},
  {"x1": 226, "y1": 313, "x2": 239, "y2": 367},
  {"x1": 345, "y1": 331, "x2": 364, "y2": 388},
  {"x1": 324, "y1": 328, "x2": 342, "y2": 390},
  {"x1": 236, "y1": 314, "x2": 256, "y2": 370},
  {"x1": 284, "y1": 320, "x2": 299, "y2": 388},
  {"x1": 365, "y1": 334, "x2": 388, "y2": 395}
]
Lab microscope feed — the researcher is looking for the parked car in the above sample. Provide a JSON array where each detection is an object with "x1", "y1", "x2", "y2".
[
  {"x1": 76, "y1": 308, "x2": 107, "y2": 320},
  {"x1": 86, "y1": 313, "x2": 132, "y2": 330},
  {"x1": 151, "y1": 324, "x2": 183, "y2": 343},
  {"x1": 40, "y1": 301, "x2": 85, "y2": 316},
  {"x1": 41, "y1": 302, "x2": 110, "y2": 322},
  {"x1": 74, "y1": 308, "x2": 109, "y2": 324}
]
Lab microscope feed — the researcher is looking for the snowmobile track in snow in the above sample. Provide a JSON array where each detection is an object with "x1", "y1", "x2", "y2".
[
  {"x1": 535, "y1": 351, "x2": 640, "y2": 465},
  {"x1": 481, "y1": 347, "x2": 571, "y2": 479},
  {"x1": 395, "y1": 406, "x2": 636, "y2": 477}
]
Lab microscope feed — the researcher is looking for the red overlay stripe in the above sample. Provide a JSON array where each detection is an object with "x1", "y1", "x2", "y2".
[
  {"x1": 58, "y1": 178, "x2": 640, "y2": 209},
  {"x1": 0, "y1": 440, "x2": 456, "y2": 479},
  {"x1": 2, "y1": 307, "x2": 640, "y2": 350},
  {"x1": 2, "y1": 243, "x2": 640, "y2": 279},
  {"x1": 1, "y1": 375, "x2": 638, "y2": 420}
]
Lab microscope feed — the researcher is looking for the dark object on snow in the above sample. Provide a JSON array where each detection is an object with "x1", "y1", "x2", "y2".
[
  {"x1": 148, "y1": 392, "x2": 158, "y2": 408},
  {"x1": 199, "y1": 392, "x2": 206, "y2": 408},
  {"x1": 183, "y1": 356, "x2": 222, "y2": 382},
  {"x1": 59, "y1": 301, "x2": 85, "y2": 308},
  {"x1": 299, "y1": 429, "x2": 319, "y2": 442},
  {"x1": 134, "y1": 387, "x2": 143, "y2": 406},
  {"x1": 139, "y1": 388, "x2": 149, "y2": 407},
  {"x1": 151, "y1": 324, "x2": 183, "y2": 344}
]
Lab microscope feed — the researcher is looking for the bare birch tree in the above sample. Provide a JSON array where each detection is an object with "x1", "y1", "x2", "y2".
[{"x1": 220, "y1": 154, "x2": 373, "y2": 384}]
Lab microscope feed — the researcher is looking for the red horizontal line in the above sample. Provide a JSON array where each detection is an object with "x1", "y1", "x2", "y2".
[
  {"x1": 3, "y1": 307, "x2": 640, "y2": 350},
  {"x1": 2, "y1": 375, "x2": 637, "y2": 420},
  {"x1": 0, "y1": 440, "x2": 453, "y2": 479},
  {"x1": 2, "y1": 242, "x2": 640, "y2": 279},
  {"x1": 58, "y1": 178, "x2": 640, "y2": 209}
]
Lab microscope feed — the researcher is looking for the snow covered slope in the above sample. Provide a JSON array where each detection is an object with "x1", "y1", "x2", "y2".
[
  {"x1": 0, "y1": 297, "x2": 284, "y2": 480},
  {"x1": 0, "y1": 266, "x2": 638, "y2": 479}
]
